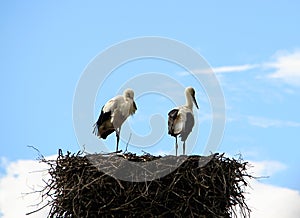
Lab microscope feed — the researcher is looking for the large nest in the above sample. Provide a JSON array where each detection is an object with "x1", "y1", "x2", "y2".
[{"x1": 36, "y1": 150, "x2": 251, "y2": 217}]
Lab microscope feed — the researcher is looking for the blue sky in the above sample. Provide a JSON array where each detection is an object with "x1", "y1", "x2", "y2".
[{"x1": 1, "y1": 1, "x2": 300, "y2": 217}]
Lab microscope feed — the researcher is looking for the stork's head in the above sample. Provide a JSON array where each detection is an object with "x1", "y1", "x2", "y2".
[
  {"x1": 124, "y1": 88, "x2": 134, "y2": 99},
  {"x1": 186, "y1": 87, "x2": 199, "y2": 109}
]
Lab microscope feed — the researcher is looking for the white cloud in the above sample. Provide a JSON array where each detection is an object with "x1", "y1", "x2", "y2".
[
  {"x1": 246, "y1": 179, "x2": 300, "y2": 218},
  {"x1": 212, "y1": 64, "x2": 259, "y2": 73},
  {"x1": 241, "y1": 160, "x2": 300, "y2": 218},
  {"x1": 179, "y1": 50, "x2": 300, "y2": 88},
  {"x1": 248, "y1": 160, "x2": 287, "y2": 177},
  {"x1": 266, "y1": 50, "x2": 300, "y2": 86},
  {"x1": 178, "y1": 64, "x2": 258, "y2": 76},
  {"x1": 0, "y1": 157, "x2": 52, "y2": 218},
  {"x1": 247, "y1": 116, "x2": 300, "y2": 128}
]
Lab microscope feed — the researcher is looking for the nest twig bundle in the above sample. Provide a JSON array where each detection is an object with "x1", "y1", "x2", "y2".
[{"x1": 37, "y1": 150, "x2": 251, "y2": 218}]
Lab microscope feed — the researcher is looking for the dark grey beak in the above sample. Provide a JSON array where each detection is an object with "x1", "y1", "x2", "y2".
[{"x1": 192, "y1": 94, "x2": 199, "y2": 109}]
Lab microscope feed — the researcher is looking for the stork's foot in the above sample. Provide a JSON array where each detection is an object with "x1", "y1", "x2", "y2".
[{"x1": 115, "y1": 149, "x2": 122, "y2": 154}]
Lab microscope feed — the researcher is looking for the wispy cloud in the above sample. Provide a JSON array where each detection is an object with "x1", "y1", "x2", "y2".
[
  {"x1": 178, "y1": 64, "x2": 258, "y2": 76},
  {"x1": 247, "y1": 116, "x2": 300, "y2": 128},
  {"x1": 265, "y1": 50, "x2": 300, "y2": 86},
  {"x1": 212, "y1": 64, "x2": 259, "y2": 73},
  {"x1": 214, "y1": 50, "x2": 300, "y2": 86},
  {"x1": 179, "y1": 49, "x2": 300, "y2": 87}
]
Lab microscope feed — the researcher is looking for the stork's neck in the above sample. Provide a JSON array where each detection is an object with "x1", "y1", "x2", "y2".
[{"x1": 185, "y1": 91, "x2": 193, "y2": 110}]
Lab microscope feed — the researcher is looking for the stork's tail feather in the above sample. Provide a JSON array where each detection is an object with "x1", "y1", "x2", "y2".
[
  {"x1": 92, "y1": 123, "x2": 100, "y2": 136},
  {"x1": 92, "y1": 122, "x2": 115, "y2": 139}
]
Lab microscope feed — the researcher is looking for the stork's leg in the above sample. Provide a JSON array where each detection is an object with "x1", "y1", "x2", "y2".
[
  {"x1": 175, "y1": 136, "x2": 178, "y2": 156},
  {"x1": 183, "y1": 141, "x2": 186, "y2": 155},
  {"x1": 116, "y1": 128, "x2": 120, "y2": 152}
]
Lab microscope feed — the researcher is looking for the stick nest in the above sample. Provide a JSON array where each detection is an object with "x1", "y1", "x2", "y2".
[{"x1": 39, "y1": 150, "x2": 251, "y2": 218}]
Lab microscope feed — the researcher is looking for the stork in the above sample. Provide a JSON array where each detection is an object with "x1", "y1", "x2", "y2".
[
  {"x1": 168, "y1": 87, "x2": 199, "y2": 156},
  {"x1": 93, "y1": 89, "x2": 137, "y2": 152}
]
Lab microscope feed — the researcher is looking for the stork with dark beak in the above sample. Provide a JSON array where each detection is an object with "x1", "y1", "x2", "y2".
[{"x1": 168, "y1": 87, "x2": 199, "y2": 156}]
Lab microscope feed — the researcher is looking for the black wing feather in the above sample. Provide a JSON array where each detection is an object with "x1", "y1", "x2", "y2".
[
  {"x1": 168, "y1": 109, "x2": 179, "y2": 136},
  {"x1": 93, "y1": 106, "x2": 115, "y2": 138},
  {"x1": 96, "y1": 106, "x2": 111, "y2": 126}
]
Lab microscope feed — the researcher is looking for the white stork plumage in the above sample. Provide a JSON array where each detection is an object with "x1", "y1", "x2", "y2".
[
  {"x1": 93, "y1": 89, "x2": 137, "y2": 152},
  {"x1": 168, "y1": 87, "x2": 199, "y2": 156}
]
